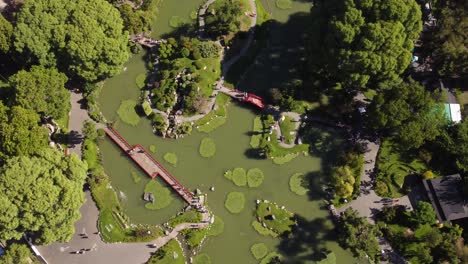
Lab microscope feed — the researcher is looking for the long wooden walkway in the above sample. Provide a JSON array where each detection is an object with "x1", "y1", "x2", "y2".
[{"x1": 104, "y1": 127, "x2": 200, "y2": 206}]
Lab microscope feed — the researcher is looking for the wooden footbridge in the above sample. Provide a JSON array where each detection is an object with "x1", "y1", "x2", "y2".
[{"x1": 104, "y1": 126, "x2": 201, "y2": 206}]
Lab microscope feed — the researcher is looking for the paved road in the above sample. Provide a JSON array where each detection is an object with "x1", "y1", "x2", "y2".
[{"x1": 68, "y1": 90, "x2": 90, "y2": 157}]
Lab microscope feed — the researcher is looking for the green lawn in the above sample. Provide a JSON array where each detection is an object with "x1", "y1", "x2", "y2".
[
  {"x1": 260, "y1": 252, "x2": 282, "y2": 264},
  {"x1": 147, "y1": 239, "x2": 185, "y2": 264},
  {"x1": 168, "y1": 210, "x2": 202, "y2": 227},
  {"x1": 250, "y1": 116, "x2": 263, "y2": 148},
  {"x1": 255, "y1": 201, "x2": 295, "y2": 235},
  {"x1": 193, "y1": 253, "x2": 211, "y2": 264},
  {"x1": 251, "y1": 221, "x2": 278, "y2": 237},
  {"x1": 375, "y1": 139, "x2": 429, "y2": 197},
  {"x1": 195, "y1": 94, "x2": 230, "y2": 133},
  {"x1": 207, "y1": 215, "x2": 224, "y2": 236},
  {"x1": 279, "y1": 116, "x2": 296, "y2": 144}
]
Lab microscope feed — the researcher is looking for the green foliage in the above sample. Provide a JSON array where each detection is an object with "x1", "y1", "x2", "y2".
[
  {"x1": 431, "y1": 1, "x2": 467, "y2": 77},
  {"x1": 199, "y1": 137, "x2": 216, "y2": 158},
  {"x1": 250, "y1": 116, "x2": 263, "y2": 148},
  {"x1": 150, "y1": 113, "x2": 167, "y2": 135},
  {"x1": 316, "y1": 251, "x2": 337, "y2": 264},
  {"x1": 147, "y1": 239, "x2": 185, "y2": 264},
  {"x1": 14, "y1": 0, "x2": 130, "y2": 82},
  {"x1": 118, "y1": 3, "x2": 155, "y2": 35},
  {"x1": 82, "y1": 138, "x2": 99, "y2": 170},
  {"x1": 411, "y1": 201, "x2": 436, "y2": 226},
  {"x1": 168, "y1": 210, "x2": 202, "y2": 227},
  {"x1": 0, "y1": 106, "x2": 49, "y2": 158},
  {"x1": 135, "y1": 73, "x2": 146, "y2": 89},
  {"x1": 251, "y1": 243, "x2": 268, "y2": 260},
  {"x1": 0, "y1": 243, "x2": 37, "y2": 264},
  {"x1": 141, "y1": 101, "x2": 152, "y2": 116},
  {"x1": 275, "y1": 0, "x2": 292, "y2": 10},
  {"x1": 251, "y1": 221, "x2": 278, "y2": 237},
  {"x1": 82, "y1": 120, "x2": 98, "y2": 141},
  {"x1": 207, "y1": 215, "x2": 224, "y2": 236},
  {"x1": 144, "y1": 180, "x2": 174, "y2": 209},
  {"x1": 332, "y1": 166, "x2": 355, "y2": 198},
  {"x1": 117, "y1": 100, "x2": 140, "y2": 126},
  {"x1": 193, "y1": 254, "x2": 211, "y2": 264},
  {"x1": 0, "y1": 15, "x2": 13, "y2": 53},
  {"x1": 443, "y1": 119, "x2": 468, "y2": 172},
  {"x1": 196, "y1": 41, "x2": 221, "y2": 58},
  {"x1": 289, "y1": 173, "x2": 308, "y2": 195},
  {"x1": 422, "y1": 170, "x2": 434, "y2": 179},
  {"x1": 190, "y1": 11, "x2": 198, "y2": 20},
  {"x1": 247, "y1": 168, "x2": 264, "y2": 188},
  {"x1": 308, "y1": 0, "x2": 422, "y2": 88},
  {"x1": 184, "y1": 228, "x2": 208, "y2": 248},
  {"x1": 9, "y1": 66, "x2": 69, "y2": 119},
  {"x1": 232, "y1": 168, "x2": 247, "y2": 186},
  {"x1": 337, "y1": 208, "x2": 381, "y2": 261},
  {"x1": 163, "y1": 152, "x2": 177, "y2": 166},
  {"x1": 369, "y1": 78, "x2": 445, "y2": 149},
  {"x1": 224, "y1": 192, "x2": 245, "y2": 214},
  {"x1": 0, "y1": 149, "x2": 87, "y2": 245},
  {"x1": 255, "y1": 201, "x2": 295, "y2": 235},
  {"x1": 205, "y1": 0, "x2": 242, "y2": 38}
]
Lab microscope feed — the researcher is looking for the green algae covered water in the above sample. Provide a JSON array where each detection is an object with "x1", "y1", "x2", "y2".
[{"x1": 98, "y1": 0, "x2": 363, "y2": 263}]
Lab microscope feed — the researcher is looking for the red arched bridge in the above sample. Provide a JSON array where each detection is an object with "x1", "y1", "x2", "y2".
[
  {"x1": 218, "y1": 86, "x2": 265, "y2": 109},
  {"x1": 104, "y1": 126, "x2": 202, "y2": 207}
]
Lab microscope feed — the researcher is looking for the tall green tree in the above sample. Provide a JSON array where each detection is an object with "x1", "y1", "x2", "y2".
[
  {"x1": 0, "y1": 15, "x2": 12, "y2": 54},
  {"x1": 442, "y1": 119, "x2": 468, "y2": 172},
  {"x1": 0, "y1": 105, "x2": 49, "y2": 158},
  {"x1": 337, "y1": 208, "x2": 381, "y2": 260},
  {"x1": 10, "y1": 66, "x2": 69, "y2": 119},
  {"x1": 368, "y1": 78, "x2": 445, "y2": 149},
  {"x1": 411, "y1": 201, "x2": 437, "y2": 226},
  {"x1": 431, "y1": 1, "x2": 467, "y2": 78},
  {"x1": 14, "y1": 0, "x2": 130, "y2": 82},
  {"x1": 0, "y1": 243, "x2": 34, "y2": 264},
  {"x1": 308, "y1": 0, "x2": 422, "y2": 88},
  {"x1": 0, "y1": 148, "x2": 87, "y2": 245}
]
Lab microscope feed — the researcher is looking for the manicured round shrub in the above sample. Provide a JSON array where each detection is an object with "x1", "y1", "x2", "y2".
[
  {"x1": 144, "y1": 180, "x2": 174, "y2": 210},
  {"x1": 117, "y1": 100, "x2": 140, "y2": 126},
  {"x1": 251, "y1": 243, "x2": 268, "y2": 260},
  {"x1": 289, "y1": 173, "x2": 308, "y2": 195},
  {"x1": 275, "y1": 0, "x2": 292, "y2": 9},
  {"x1": 193, "y1": 253, "x2": 211, "y2": 264},
  {"x1": 199, "y1": 138, "x2": 216, "y2": 158},
  {"x1": 232, "y1": 168, "x2": 247, "y2": 186},
  {"x1": 207, "y1": 216, "x2": 224, "y2": 236},
  {"x1": 247, "y1": 168, "x2": 264, "y2": 188},
  {"x1": 135, "y1": 73, "x2": 146, "y2": 89},
  {"x1": 224, "y1": 192, "x2": 245, "y2": 213},
  {"x1": 164, "y1": 152, "x2": 178, "y2": 166}
]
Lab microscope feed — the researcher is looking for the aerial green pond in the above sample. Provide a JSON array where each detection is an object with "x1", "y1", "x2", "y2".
[{"x1": 98, "y1": 0, "x2": 361, "y2": 263}]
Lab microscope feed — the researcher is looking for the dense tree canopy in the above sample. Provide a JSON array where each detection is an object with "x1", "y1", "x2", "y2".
[
  {"x1": 0, "y1": 244, "x2": 34, "y2": 264},
  {"x1": 368, "y1": 78, "x2": 445, "y2": 149},
  {"x1": 0, "y1": 15, "x2": 12, "y2": 54},
  {"x1": 14, "y1": 0, "x2": 130, "y2": 82},
  {"x1": 442, "y1": 119, "x2": 468, "y2": 172},
  {"x1": 10, "y1": 66, "x2": 69, "y2": 119},
  {"x1": 0, "y1": 105, "x2": 49, "y2": 158},
  {"x1": 205, "y1": 0, "x2": 242, "y2": 39},
  {"x1": 431, "y1": 1, "x2": 467, "y2": 78},
  {"x1": 337, "y1": 208, "x2": 381, "y2": 260},
  {"x1": 0, "y1": 148, "x2": 87, "y2": 245},
  {"x1": 308, "y1": 0, "x2": 422, "y2": 88}
]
